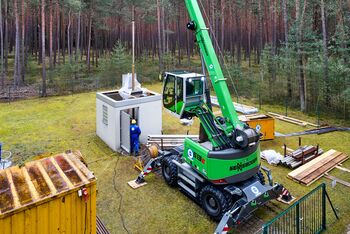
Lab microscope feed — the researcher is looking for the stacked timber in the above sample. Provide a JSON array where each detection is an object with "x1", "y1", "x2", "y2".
[
  {"x1": 268, "y1": 112, "x2": 319, "y2": 127},
  {"x1": 288, "y1": 149, "x2": 349, "y2": 186},
  {"x1": 148, "y1": 135, "x2": 199, "y2": 149},
  {"x1": 210, "y1": 96, "x2": 258, "y2": 114},
  {"x1": 281, "y1": 145, "x2": 323, "y2": 169}
]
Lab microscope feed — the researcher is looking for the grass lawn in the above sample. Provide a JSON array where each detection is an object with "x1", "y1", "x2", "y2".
[{"x1": 0, "y1": 83, "x2": 349, "y2": 234}]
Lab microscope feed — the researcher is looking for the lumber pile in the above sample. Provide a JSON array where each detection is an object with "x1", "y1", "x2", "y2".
[
  {"x1": 288, "y1": 149, "x2": 348, "y2": 186},
  {"x1": 148, "y1": 135, "x2": 199, "y2": 149},
  {"x1": 281, "y1": 145, "x2": 323, "y2": 169},
  {"x1": 211, "y1": 96, "x2": 258, "y2": 114},
  {"x1": 268, "y1": 112, "x2": 319, "y2": 127}
]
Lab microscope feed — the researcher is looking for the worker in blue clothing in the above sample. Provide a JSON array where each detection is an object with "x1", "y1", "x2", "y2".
[{"x1": 130, "y1": 119, "x2": 141, "y2": 156}]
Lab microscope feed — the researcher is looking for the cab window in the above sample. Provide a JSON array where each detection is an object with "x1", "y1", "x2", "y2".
[
  {"x1": 163, "y1": 75, "x2": 175, "y2": 108},
  {"x1": 176, "y1": 78, "x2": 183, "y2": 101},
  {"x1": 186, "y1": 79, "x2": 203, "y2": 97}
]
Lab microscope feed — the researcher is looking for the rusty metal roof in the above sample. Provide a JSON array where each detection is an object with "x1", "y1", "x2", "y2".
[{"x1": 0, "y1": 151, "x2": 95, "y2": 217}]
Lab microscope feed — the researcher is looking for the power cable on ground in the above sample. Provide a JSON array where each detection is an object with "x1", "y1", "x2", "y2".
[{"x1": 113, "y1": 157, "x2": 131, "y2": 234}]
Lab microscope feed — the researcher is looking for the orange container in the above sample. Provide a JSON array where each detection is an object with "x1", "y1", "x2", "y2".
[{"x1": 240, "y1": 114, "x2": 275, "y2": 140}]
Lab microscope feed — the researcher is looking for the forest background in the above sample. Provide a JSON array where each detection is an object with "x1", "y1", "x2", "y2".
[{"x1": 0, "y1": 0, "x2": 349, "y2": 121}]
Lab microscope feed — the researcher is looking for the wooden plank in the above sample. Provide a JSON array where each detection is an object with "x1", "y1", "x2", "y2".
[
  {"x1": 301, "y1": 154, "x2": 348, "y2": 185},
  {"x1": 335, "y1": 166, "x2": 350, "y2": 173},
  {"x1": 288, "y1": 149, "x2": 336, "y2": 178},
  {"x1": 5, "y1": 169, "x2": 21, "y2": 209},
  {"x1": 301, "y1": 158, "x2": 350, "y2": 187},
  {"x1": 127, "y1": 180, "x2": 147, "y2": 189},
  {"x1": 324, "y1": 175, "x2": 350, "y2": 188},
  {"x1": 245, "y1": 114, "x2": 268, "y2": 120},
  {"x1": 293, "y1": 151, "x2": 343, "y2": 181},
  {"x1": 268, "y1": 112, "x2": 319, "y2": 127}
]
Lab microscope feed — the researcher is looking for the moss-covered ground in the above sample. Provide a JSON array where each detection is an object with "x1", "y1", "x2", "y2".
[{"x1": 0, "y1": 83, "x2": 349, "y2": 234}]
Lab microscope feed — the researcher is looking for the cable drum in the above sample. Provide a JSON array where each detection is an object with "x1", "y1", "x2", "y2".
[{"x1": 134, "y1": 144, "x2": 159, "y2": 171}]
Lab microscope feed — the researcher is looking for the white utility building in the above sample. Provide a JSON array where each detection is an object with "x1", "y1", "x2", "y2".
[{"x1": 96, "y1": 74, "x2": 162, "y2": 153}]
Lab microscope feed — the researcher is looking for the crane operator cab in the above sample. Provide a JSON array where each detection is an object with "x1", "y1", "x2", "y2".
[{"x1": 163, "y1": 71, "x2": 206, "y2": 119}]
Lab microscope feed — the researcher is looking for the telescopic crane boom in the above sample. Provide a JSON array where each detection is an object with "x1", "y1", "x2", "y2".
[{"x1": 185, "y1": 0, "x2": 242, "y2": 132}]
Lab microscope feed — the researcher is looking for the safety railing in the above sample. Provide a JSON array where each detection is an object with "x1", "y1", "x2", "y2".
[{"x1": 262, "y1": 183, "x2": 339, "y2": 234}]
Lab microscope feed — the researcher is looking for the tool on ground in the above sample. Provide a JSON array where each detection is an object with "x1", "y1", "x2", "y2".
[{"x1": 131, "y1": 1, "x2": 292, "y2": 233}]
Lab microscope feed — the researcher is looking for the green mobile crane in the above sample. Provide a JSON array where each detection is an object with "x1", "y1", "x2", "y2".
[{"x1": 135, "y1": 0, "x2": 290, "y2": 232}]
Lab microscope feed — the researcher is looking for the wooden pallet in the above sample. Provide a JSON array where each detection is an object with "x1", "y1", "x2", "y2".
[
  {"x1": 268, "y1": 112, "x2": 319, "y2": 127},
  {"x1": 288, "y1": 149, "x2": 349, "y2": 186}
]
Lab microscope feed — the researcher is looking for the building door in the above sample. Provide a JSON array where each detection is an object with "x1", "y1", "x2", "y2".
[{"x1": 120, "y1": 110, "x2": 131, "y2": 153}]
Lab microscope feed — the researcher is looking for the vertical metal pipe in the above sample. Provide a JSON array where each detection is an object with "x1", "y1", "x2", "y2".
[
  {"x1": 322, "y1": 184, "x2": 326, "y2": 230},
  {"x1": 296, "y1": 203, "x2": 300, "y2": 234},
  {"x1": 132, "y1": 5, "x2": 135, "y2": 91}
]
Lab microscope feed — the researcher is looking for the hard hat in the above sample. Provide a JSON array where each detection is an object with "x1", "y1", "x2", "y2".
[{"x1": 131, "y1": 119, "x2": 137, "y2": 124}]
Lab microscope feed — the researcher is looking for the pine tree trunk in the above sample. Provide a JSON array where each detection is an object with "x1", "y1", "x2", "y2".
[
  {"x1": 14, "y1": 0, "x2": 22, "y2": 87},
  {"x1": 257, "y1": 0, "x2": 263, "y2": 64},
  {"x1": 0, "y1": 0, "x2": 4, "y2": 88},
  {"x1": 49, "y1": 0, "x2": 53, "y2": 68},
  {"x1": 67, "y1": 9, "x2": 72, "y2": 63},
  {"x1": 177, "y1": 3, "x2": 181, "y2": 65},
  {"x1": 320, "y1": 0, "x2": 330, "y2": 106},
  {"x1": 76, "y1": 11, "x2": 81, "y2": 62},
  {"x1": 38, "y1": 9, "x2": 42, "y2": 65},
  {"x1": 337, "y1": 0, "x2": 348, "y2": 63},
  {"x1": 56, "y1": 0, "x2": 60, "y2": 65},
  {"x1": 161, "y1": 3, "x2": 166, "y2": 54},
  {"x1": 271, "y1": 0, "x2": 277, "y2": 82},
  {"x1": 220, "y1": 0, "x2": 225, "y2": 53},
  {"x1": 87, "y1": 12, "x2": 92, "y2": 71},
  {"x1": 235, "y1": 2, "x2": 241, "y2": 65},
  {"x1": 157, "y1": 0, "x2": 163, "y2": 72},
  {"x1": 4, "y1": 0, "x2": 8, "y2": 74},
  {"x1": 21, "y1": 0, "x2": 25, "y2": 83},
  {"x1": 282, "y1": 0, "x2": 292, "y2": 98},
  {"x1": 296, "y1": 0, "x2": 307, "y2": 112},
  {"x1": 41, "y1": 0, "x2": 46, "y2": 97},
  {"x1": 62, "y1": 12, "x2": 65, "y2": 64}
]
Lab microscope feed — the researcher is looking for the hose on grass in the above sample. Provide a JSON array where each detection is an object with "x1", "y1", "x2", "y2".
[{"x1": 113, "y1": 157, "x2": 130, "y2": 234}]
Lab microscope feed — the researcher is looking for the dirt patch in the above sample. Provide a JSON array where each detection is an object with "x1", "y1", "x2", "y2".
[
  {"x1": 0, "y1": 84, "x2": 54, "y2": 102},
  {"x1": 233, "y1": 215, "x2": 265, "y2": 233}
]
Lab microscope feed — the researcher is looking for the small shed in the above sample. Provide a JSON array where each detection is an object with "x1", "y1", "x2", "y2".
[
  {"x1": 0, "y1": 151, "x2": 97, "y2": 234},
  {"x1": 96, "y1": 89, "x2": 162, "y2": 153}
]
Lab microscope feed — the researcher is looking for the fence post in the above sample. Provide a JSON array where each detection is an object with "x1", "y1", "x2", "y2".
[
  {"x1": 322, "y1": 183, "x2": 326, "y2": 230},
  {"x1": 296, "y1": 203, "x2": 300, "y2": 234},
  {"x1": 262, "y1": 224, "x2": 268, "y2": 234}
]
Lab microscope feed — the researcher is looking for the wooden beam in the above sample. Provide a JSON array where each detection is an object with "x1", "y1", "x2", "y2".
[
  {"x1": 335, "y1": 166, "x2": 350, "y2": 173},
  {"x1": 324, "y1": 174, "x2": 350, "y2": 188}
]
